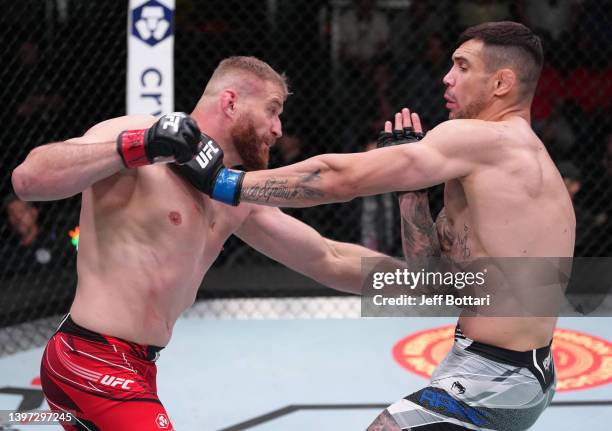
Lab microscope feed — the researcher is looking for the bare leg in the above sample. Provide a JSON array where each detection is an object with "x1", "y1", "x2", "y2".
[{"x1": 367, "y1": 409, "x2": 402, "y2": 431}]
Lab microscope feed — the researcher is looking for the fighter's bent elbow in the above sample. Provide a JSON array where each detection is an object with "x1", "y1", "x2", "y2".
[
  {"x1": 11, "y1": 164, "x2": 37, "y2": 201},
  {"x1": 12, "y1": 146, "x2": 50, "y2": 201}
]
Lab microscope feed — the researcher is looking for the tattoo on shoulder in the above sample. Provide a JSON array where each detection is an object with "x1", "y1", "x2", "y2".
[{"x1": 241, "y1": 170, "x2": 325, "y2": 203}]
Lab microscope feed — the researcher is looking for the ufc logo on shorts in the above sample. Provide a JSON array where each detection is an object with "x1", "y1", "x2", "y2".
[
  {"x1": 161, "y1": 114, "x2": 183, "y2": 133},
  {"x1": 196, "y1": 141, "x2": 220, "y2": 168},
  {"x1": 99, "y1": 375, "x2": 135, "y2": 390}
]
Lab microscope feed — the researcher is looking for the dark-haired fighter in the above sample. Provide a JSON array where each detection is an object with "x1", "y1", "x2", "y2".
[{"x1": 188, "y1": 22, "x2": 575, "y2": 430}]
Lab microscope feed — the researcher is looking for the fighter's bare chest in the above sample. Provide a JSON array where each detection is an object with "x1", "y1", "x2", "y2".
[{"x1": 131, "y1": 166, "x2": 247, "y2": 240}]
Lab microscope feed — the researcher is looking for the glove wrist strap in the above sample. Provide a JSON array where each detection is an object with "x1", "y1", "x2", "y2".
[
  {"x1": 117, "y1": 130, "x2": 149, "y2": 168},
  {"x1": 212, "y1": 169, "x2": 245, "y2": 206}
]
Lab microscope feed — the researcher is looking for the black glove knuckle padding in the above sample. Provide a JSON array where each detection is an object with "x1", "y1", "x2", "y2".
[
  {"x1": 376, "y1": 131, "x2": 394, "y2": 148},
  {"x1": 377, "y1": 127, "x2": 425, "y2": 148},
  {"x1": 392, "y1": 129, "x2": 404, "y2": 140},
  {"x1": 375, "y1": 122, "x2": 429, "y2": 195}
]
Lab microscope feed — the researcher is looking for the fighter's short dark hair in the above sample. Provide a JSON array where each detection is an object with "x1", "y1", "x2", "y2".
[{"x1": 458, "y1": 21, "x2": 544, "y2": 96}]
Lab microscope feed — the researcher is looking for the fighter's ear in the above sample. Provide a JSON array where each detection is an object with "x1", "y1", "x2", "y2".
[
  {"x1": 493, "y1": 68, "x2": 516, "y2": 97},
  {"x1": 220, "y1": 89, "x2": 238, "y2": 118}
]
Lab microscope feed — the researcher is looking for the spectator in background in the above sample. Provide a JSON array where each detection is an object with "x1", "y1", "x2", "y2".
[
  {"x1": 565, "y1": 43, "x2": 612, "y2": 117},
  {"x1": 564, "y1": 1, "x2": 612, "y2": 116},
  {"x1": 519, "y1": 0, "x2": 583, "y2": 42},
  {"x1": 5, "y1": 194, "x2": 41, "y2": 248},
  {"x1": 360, "y1": 141, "x2": 401, "y2": 255},
  {"x1": 558, "y1": 162, "x2": 597, "y2": 256},
  {"x1": 3, "y1": 194, "x2": 75, "y2": 270},
  {"x1": 16, "y1": 41, "x2": 65, "y2": 119},
  {"x1": 389, "y1": 1, "x2": 451, "y2": 72},
  {"x1": 455, "y1": 0, "x2": 514, "y2": 28},
  {"x1": 534, "y1": 104, "x2": 576, "y2": 161},
  {"x1": 530, "y1": 30, "x2": 567, "y2": 123},
  {"x1": 336, "y1": 0, "x2": 391, "y2": 151},
  {"x1": 392, "y1": 32, "x2": 450, "y2": 130},
  {"x1": 337, "y1": 0, "x2": 389, "y2": 67}
]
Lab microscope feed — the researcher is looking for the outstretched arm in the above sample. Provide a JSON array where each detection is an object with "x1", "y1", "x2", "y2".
[
  {"x1": 12, "y1": 136, "x2": 126, "y2": 201},
  {"x1": 12, "y1": 115, "x2": 157, "y2": 201},
  {"x1": 236, "y1": 205, "x2": 399, "y2": 295},
  {"x1": 12, "y1": 113, "x2": 200, "y2": 201},
  {"x1": 238, "y1": 116, "x2": 496, "y2": 207}
]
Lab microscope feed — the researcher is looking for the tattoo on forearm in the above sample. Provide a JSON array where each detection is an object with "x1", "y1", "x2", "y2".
[
  {"x1": 367, "y1": 410, "x2": 401, "y2": 431},
  {"x1": 300, "y1": 169, "x2": 321, "y2": 183},
  {"x1": 399, "y1": 192, "x2": 440, "y2": 258},
  {"x1": 241, "y1": 170, "x2": 325, "y2": 203}
]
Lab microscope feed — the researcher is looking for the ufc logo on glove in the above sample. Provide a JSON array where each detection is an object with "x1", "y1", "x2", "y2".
[
  {"x1": 161, "y1": 113, "x2": 184, "y2": 133},
  {"x1": 196, "y1": 141, "x2": 220, "y2": 168}
]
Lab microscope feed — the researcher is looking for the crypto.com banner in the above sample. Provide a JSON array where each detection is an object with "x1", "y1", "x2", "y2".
[{"x1": 127, "y1": 0, "x2": 175, "y2": 117}]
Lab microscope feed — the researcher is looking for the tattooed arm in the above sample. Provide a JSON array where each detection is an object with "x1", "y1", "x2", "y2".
[
  {"x1": 397, "y1": 194, "x2": 460, "y2": 298},
  {"x1": 239, "y1": 119, "x2": 496, "y2": 208},
  {"x1": 399, "y1": 192, "x2": 441, "y2": 259}
]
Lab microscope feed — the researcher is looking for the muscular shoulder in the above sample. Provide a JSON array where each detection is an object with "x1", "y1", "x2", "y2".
[
  {"x1": 82, "y1": 115, "x2": 156, "y2": 141},
  {"x1": 425, "y1": 119, "x2": 514, "y2": 165},
  {"x1": 429, "y1": 119, "x2": 504, "y2": 146}
]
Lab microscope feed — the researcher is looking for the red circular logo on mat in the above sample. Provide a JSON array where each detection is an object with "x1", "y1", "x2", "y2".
[{"x1": 392, "y1": 326, "x2": 612, "y2": 392}]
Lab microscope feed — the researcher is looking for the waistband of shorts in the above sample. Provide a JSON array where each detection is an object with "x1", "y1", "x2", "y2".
[
  {"x1": 454, "y1": 325, "x2": 552, "y2": 369},
  {"x1": 57, "y1": 314, "x2": 164, "y2": 362}
]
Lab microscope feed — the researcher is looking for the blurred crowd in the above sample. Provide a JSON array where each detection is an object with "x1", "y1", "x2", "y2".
[{"x1": 2, "y1": 0, "x2": 611, "y2": 284}]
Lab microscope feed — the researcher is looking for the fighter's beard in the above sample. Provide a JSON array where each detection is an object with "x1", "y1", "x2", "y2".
[
  {"x1": 230, "y1": 115, "x2": 272, "y2": 171},
  {"x1": 453, "y1": 93, "x2": 488, "y2": 120}
]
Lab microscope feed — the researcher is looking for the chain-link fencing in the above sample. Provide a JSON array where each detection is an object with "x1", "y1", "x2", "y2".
[{"x1": 1, "y1": 0, "x2": 611, "y2": 354}]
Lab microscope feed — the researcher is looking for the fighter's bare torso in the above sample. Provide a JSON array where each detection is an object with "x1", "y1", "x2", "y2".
[
  {"x1": 435, "y1": 117, "x2": 575, "y2": 350},
  {"x1": 70, "y1": 116, "x2": 251, "y2": 346}
]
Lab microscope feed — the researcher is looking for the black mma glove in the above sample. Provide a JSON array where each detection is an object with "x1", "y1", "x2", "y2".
[
  {"x1": 377, "y1": 126, "x2": 426, "y2": 195},
  {"x1": 171, "y1": 134, "x2": 245, "y2": 206},
  {"x1": 116, "y1": 112, "x2": 201, "y2": 168},
  {"x1": 377, "y1": 126, "x2": 424, "y2": 148}
]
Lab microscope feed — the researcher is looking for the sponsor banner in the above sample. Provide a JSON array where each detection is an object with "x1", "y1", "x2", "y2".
[
  {"x1": 127, "y1": 0, "x2": 175, "y2": 117},
  {"x1": 361, "y1": 257, "x2": 612, "y2": 317},
  {"x1": 392, "y1": 326, "x2": 612, "y2": 392}
]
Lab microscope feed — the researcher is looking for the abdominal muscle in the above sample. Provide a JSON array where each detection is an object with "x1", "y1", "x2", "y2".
[
  {"x1": 70, "y1": 238, "x2": 211, "y2": 347},
  {"x1": 68, "y1": 170, "x2": 222, "y2": 347},
  {"x1": 451, "y1": 229, "x2": 560, "y2": 351}
]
